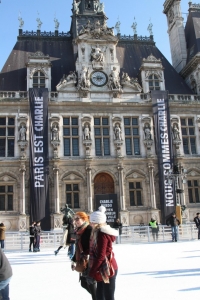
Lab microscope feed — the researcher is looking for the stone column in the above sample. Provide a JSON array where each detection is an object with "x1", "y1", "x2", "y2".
[
  {"x1": 53, "y1": 167, "x2": 60, "y2": 214},
  {"x1": 148, "y1": 162, "x2": 156, "y2": 209},
  {"x1": 86, "y1": 166, "x2": 93, "y2": 212},
  {"x1": 118, "y1": 165, "x2": 126, "y2": 211},
  {"x1": 19, "y1": 164, "x2": 26, "y2": 214}
]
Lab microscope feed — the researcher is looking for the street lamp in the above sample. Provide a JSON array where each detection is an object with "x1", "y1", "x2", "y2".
[{"x1": 165, "y1": 164, "x2": 187, "y2": 222}]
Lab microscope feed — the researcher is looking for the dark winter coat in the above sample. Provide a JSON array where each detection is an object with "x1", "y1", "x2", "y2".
[
  {"x1": 33, "y1": 225, "x2": 41, "y2": 236},
  {"x1": 29, "y1": 226, "x2": 35, "y2": 236},
  {"x1": 194, "y1": 216, "x2": 200, "y2": 228},
  {"x1": 113, "y1": 221, "x2": 122, "y2": 235},
  {"x1": 0, "y1": 226, "x2": 6, "y2": 240},
  {"x1": 0, "y1": 249, "x2": 12, "y2": 281},
  {"x1": 166, "y1": 216, "x2": 180, "y2": 227},
  {"x1": 72, "y1": 224, "x2": 92, "y2": 262}
]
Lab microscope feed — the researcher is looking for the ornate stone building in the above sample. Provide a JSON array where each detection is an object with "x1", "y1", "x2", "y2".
[{"x1": 0, "y1": 0, "x2": 200, "y2": 230}]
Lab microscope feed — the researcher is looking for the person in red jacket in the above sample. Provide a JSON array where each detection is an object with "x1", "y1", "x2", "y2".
[{"x1": 88, "y1": 206, "x2": 118, "y2": 300}]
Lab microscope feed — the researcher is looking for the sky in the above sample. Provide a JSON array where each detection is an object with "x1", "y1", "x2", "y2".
[{"x1": 0, "y1": 0, "x2": 190, "y2": 71}]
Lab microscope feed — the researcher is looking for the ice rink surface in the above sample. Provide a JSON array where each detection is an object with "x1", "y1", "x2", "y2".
[{"x1": 6, "y1": 240, "x2": 200, "y2": 300}]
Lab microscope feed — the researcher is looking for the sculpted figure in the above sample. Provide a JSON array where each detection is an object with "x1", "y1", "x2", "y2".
[
  {"x1": 114, "y1": 123, "x2": 122, "y2": 140},
  {"x1": 52, "y1": 124, "x2": 59, "y2": 141},
  {"x1": 122, "y1": 72, "x2": 131, "y2": 82},
  {"x1": 61, "y1": 204, "x2": 75, "y2": 226},
  {"x1": 173, "y1": 124, "x2": 181, "y2": 140},
  {"x1": 66, "y1": 71, "x2": 77, "y2": 82},
  {"x1": 108, "y1": 67, "x2": 121, "y2": 90},
  {"x1": 84, "y1": 124, "x2": 91, "y2": 140},
  {"x1": 78, "y1": 67, "x2": 90, "y2": 90},
  {"x1": 115, "y1": 20, "x2": 121, "y2": 34},
  {"x1": 144, "y1": 124, "x2": 152, "y2": 140},
  {"x1": 73, "y1": 0, "x2": 81, "y2": 14},
  {"x1": 54, "y1": 18, "x2": 60, "y2": 30},
  {"x1": 36, "y1": 18, "x2": 42, "y2": 30},
  {"x1": 19, "y1": 125, "x2": 26, "y2": 141},
  {"x1": 91, "y1": 44, "x2": 104, "y2": 62},
  {"x1": 18, "y1": 16, "x2": 24, "y2": 29}
]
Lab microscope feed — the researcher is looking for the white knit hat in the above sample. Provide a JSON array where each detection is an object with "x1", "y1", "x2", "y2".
[{"x1": 90, "y1": 206, "x2": 107, "y2": 224}]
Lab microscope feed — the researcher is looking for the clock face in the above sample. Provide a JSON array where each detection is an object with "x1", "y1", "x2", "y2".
[{"x1": 90, "y1": 71, "x2": 108, "y2": 87}]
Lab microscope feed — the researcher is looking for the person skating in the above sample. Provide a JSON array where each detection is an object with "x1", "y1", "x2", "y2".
[
  {"x1": 0, "y1": 224, "x2": 6, "y2": 251},
  {"x1": 194, "y1": 212, "x2": 200, "y2": 239},
  {"x1": 0, "y1": 248, "x2": 12, "y2": 300},
  {"x1": 166, "y1": 212, "x2": 180, "y2": 242},
  {"x1": 33, "y1": 221, "x2": 41, "y2": 252},
  {"x1": 29, "y1": 222, "x2": 36, "y2": 252},
  {"x1": 149, "y1": 218, "x2": 159, "y2": 241}
]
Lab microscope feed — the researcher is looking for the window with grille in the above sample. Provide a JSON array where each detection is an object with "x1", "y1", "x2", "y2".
[
  {"x1": 124, "y1": 117, "x2": 140, "y2": 155},
  {"x1": 129, "y1": 182, "x2": 142, "y2": 206},
  {"x1": 63, "y1": 117, "x2": 79, "y2": 156},
  {"x1": 94, "y1": 117, "x2": 110, "y2": 156},
  {"x1": 188, "y1": 180, "x2": 200, "y2": 203},
  {"x1": 33, "y1": 71, "x2": 45, "y2": 88},
  {"x1": 181, "y1": 118, "x2": 196, "y2": 155},
  {"x1": 0, "y1": 117, "x2": 15, "y2": 157},
  {"x1": 0, "y1": 185, "x2": 13, "y2": 211},
  {"x1": 66, "y1": 184, "x2": 80, "y2": 208},
  {"x1": 148, "y1": 74, "x2": 160, "y2": 91}
]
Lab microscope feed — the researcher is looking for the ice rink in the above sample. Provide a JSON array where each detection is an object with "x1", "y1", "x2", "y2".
[{"x1": 6, "y1": 240, "x2": 200, "y2": 300}]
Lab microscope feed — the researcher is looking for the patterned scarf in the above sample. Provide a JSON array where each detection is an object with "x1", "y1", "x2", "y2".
[{"x1": 75, "y1": 222, "x2": 89, "y2": 261}]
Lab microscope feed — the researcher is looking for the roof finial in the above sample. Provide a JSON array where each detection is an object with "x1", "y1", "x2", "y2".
[
  {"x1": 147, "y1": 19, "x2": 153, "y2": 35},
  {"x1": 18, "y1": 12, "x2": 24, "y2": 29},
  {"x1": 131, "y1": 17, "x2": 137, "y2": 35},
  {"x1": 115, "y1": 17, "x2": 121, "y2": 34}
]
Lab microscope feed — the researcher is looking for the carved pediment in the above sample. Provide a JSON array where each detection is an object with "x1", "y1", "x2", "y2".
[
  {"x1": 62, "y1": 173, "x2": 83, "y2": 181},
  {"x1": 126, "y1": 172, "x2": 145, "y2": 180},
  {"x1": 0, "y1": 175, "x2": 16, "y2": 182}
]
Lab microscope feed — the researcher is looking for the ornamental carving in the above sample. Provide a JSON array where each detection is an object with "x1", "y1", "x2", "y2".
[
  {"x1": 56, "y1": 71, "x2": 77, "y2": 91},
  {"x1": 107, "y1": 67, "x2": 122, "y2": 91},
  {"x1": 145, "y1": 70, "x2": 162, "y2": 80},
  {"x1": 79, "y1": 19, "x2": 114, "y2": 39},
  {"x1": 121, "y1": 72, "x2": 142, "y2": 92},
  {"x1": 77, "y1": 67, "x2": 91, "y2": 91}
]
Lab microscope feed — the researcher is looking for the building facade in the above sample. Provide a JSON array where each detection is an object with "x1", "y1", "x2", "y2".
[{"x1": 0, "y1": 0, "x2": 200, "y2": 230}]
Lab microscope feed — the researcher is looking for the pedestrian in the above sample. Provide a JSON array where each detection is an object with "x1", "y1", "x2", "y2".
[
  {"x1": 88, "y1": 206, "x2": 118, "y2": 300},
  {"x1": 149, "y1": 218, "x2": 159, "y2": 241},
  {"x1": 166, "y1": 212, "x2": 180, "y2": 242},
  {"x1": 113, "y1": 218, "x2": 122, "y2": 235},
  {"x1": 33, "y1": 221, "x2": 41, "y2": 252},
  {"x1": 29, "y1": 222, "x2": 36, "y2": 252},
  {"x1": 0, "y1": 223, "x2": 6, "y2": 251},
  {"x1": 194, "y1": 213, "x2": 200, "y2": 239},
  {"x1": 71, "y1": 212, "x2": 96, "y2": 300},
  {"x1": 0, "y1": 248, "x2": 12, "y2": 300}
]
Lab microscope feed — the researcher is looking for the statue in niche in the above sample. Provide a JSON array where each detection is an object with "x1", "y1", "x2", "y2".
[
  {"x1": 19, "y1": 124, "x2": 26, "y2": 141},
  {"x1": 172, "y1": 124, "x2": 181, "y2": 141},
  {"x1": 83, "y1": 124, "x2": 91, "y2": 140},
  {"x1": 73, "y1": 0, "x2": 81, "y2": 14},
  {"x1": 91, "y1": 44, "x2": 104, "y2": 62},
  {"x1": 144, "y1": 124, "x2": 152, "y2": 140},
  {"x1": 77, "y1": 67, "x2": 90, "y2": 90},
  {"x1": 108, "y1": 67, "x2": 121, "y2": 90},
  {"x1": 52, "y1": 124, "x2": 59, "y2": 141},
  {"x1": 114, "y1": 123, "x2": 122, "y2": 140},
  {"x1": 86, "y1": 0, "x2": 92, "y2": 9}
]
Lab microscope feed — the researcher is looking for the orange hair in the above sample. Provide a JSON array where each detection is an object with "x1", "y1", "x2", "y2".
[{"x1": 75, "y1": 212, "x2": 89, "y2": 222}]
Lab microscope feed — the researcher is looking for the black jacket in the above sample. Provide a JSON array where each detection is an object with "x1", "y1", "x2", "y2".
[
  {"x1": 166, "y1": 216, "x2": 180, "y2": 226},
  {"x1": 72, "y1": 224, "x2": 92, "y2": 262},
  {"x1": 0, "y1": 249, "x2": 12, "y2": 281},
  {"x1": 33, "y1": 225, "x2": 41, "y2": 236},
  {"x1": 194, "y1": 216, "x2": 200, "y2": 228},
  {"x1": 113, "y1": 221, "x2": 122, "y2": 235}
]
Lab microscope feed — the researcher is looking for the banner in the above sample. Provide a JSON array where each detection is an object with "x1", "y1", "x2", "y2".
[
  {"x1": 152, "y1": 90, "x2": 175, "y2": 223},
  {"x1": 29, "y1": 88, "x2": 50, "y2": 227},
  {"x1": 95, "y1": 194, "x2": 118, "y2": 224}
]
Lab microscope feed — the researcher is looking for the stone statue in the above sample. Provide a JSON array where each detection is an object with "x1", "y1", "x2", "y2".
[
  {"x1": 147, "y1": 21, "x2": 153, "y2": 35},
  {"x1": 115, "y1": 20, "x2": 121, "y2": 34},
  {"x1": 91, "y1": 44, "x2": 104, "y2": 62},
  {"x1": 19, "y1": 125, "x2": 26, "y2": 141},
  {"x1": 36, "y1": 17, "x2": 42, "y2": 30},
  {"x1": 84, "y1": 124, "x2": 91, "y2": 140},
  {"x1": 54, "y1": 18, "x2": 60, "y2": 30},
  {"x1": 108, "y1": 67, "x2": 121, "y2": 90},
  {"x1": 121, "y1": 72, "x2": 142, "y2": 92},
  {"x1": 131, "y1": 17, "x2": 137, "y2": 35},
  {"x1": 56, "y1": 72, "x2": 77, "y2": 91},
  {"x1": 52, "y1": 124, "x2": 59, "y2": 141},
  {"x1": 66, "y1": 71, "x2": 77, "y2": 82},
  {"x1": 77, "y1": 67, "x2": 90, "y2": 90},
  {"x1": 114, "y1": 123, "x2": 122, "y2": 140},
  {"x1": 173, "y1": 124, "x2": 181, "y2": 140},
  {"x1": 61, "y1": 204, "x2": 75, "y2": 226},
  {"x1": 98, "y1": 2, "x2": 105, "y2": 12},
  {"x1": 18, "y1": 16, "x2": 24, "y2": 29},
  {"x1": 144, "y1": 124, "x2": 152, "y2": 140},
  {"x1": 73, "y1": 0, "x2": 81, "y2": 14}
]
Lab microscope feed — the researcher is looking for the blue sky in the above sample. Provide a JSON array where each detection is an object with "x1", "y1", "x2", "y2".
[{"x1": 0, "y1": 0, "x2": 189, "y2": 71}]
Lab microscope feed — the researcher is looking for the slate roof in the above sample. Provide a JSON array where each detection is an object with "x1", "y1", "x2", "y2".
[
  {"x1": 0, "y1": 34, "x2": 192, "y2": 94},
  {"x1": 185, "y1": 10, "x2": 200, "y2": 64}
]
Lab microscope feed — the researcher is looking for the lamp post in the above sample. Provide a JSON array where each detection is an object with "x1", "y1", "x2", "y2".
[{"x1": 165, "y1": 164, "x2": 187, "y2": 223}]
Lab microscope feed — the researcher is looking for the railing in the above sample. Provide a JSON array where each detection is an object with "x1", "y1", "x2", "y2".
[{"x1": 119, "y1": 223, "x2": 198, "y2": 244}]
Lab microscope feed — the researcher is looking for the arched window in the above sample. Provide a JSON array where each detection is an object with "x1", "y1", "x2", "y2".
[
  {"x1": 33, "y1": 71, "x2": 45, "y2": 88},
  {"x1": 191, "y1": 80, "x2": 197, "y2": 94},
  {"x1": 148, "y1": 74, "x2": 160, "y2": 91}
]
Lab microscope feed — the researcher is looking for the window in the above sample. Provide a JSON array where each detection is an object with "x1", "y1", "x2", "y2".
[
  {"x1": 63, "y1": 117, "x2": 79, "y2": 156},
  {"x1": 129, "y1": 182, "x2": 142, "y2": 206},
  {"x1": 124, "y1": 117, "x2": 140, "y2": 155},
  {"x1": 94, "y1": 117, "x2": 110, "y2": 156},
  {"x1": 0, "y1": 117, "x2": 15, "y2": 157},
  {"x1": 188, "y1": 180, "x2": 200, "y2": 203},
  {"x1": 0, "y1": 185, "x2": 13, "y2": 211},
  {"x1": 33, "y1": 71, "x2": 45, "y2": 88},
  {"x1": 181, "y1": 118, "x2": 196, "y2": 155},
  {"x1": 148, "y1": 74, "x2": 160, "y2": 91},
  {"x1": 66, "y1": 184, "x2": 79, "y2": 208}
]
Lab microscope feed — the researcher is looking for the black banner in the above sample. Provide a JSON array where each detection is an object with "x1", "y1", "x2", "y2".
[
  {"x1": 29, "y1": 88, "x2": 50, "y2": 228},
  {"x1": 152, "y1": 90, "x2": 175, "y2": 223},
  {"x1": 95, "y1": 194, "x2": 118, "y2": 224}
]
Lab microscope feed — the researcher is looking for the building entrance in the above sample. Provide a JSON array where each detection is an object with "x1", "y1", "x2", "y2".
[{"x1": 94, "y1": 173, "x2": 114, "y2": 195}]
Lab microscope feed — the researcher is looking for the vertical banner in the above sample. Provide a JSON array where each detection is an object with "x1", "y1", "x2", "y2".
[
  {"x1": 95, "y1": 194, "x2": 118, "y2": 225},
  {"x1": 29, "y1": 88, "x2": 50, "y2": 228},
  {"x1": 152, "y1": 90, "x2": 175, "y2": 223}
]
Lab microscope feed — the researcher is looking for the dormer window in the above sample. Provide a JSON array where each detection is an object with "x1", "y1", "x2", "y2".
[
  {"x1": 33, "y1": 71, "x2": 45, "y2": 88},
  {"x1": 148, "y1": 74, "x2": 160, "y2": 91}
]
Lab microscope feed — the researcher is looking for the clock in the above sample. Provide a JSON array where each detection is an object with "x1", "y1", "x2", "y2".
[{"x1": 90, "y1": 71, "x2": 108, "y2": 87}]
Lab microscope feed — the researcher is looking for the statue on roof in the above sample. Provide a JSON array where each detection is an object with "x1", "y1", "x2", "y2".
[
  {"x1": 18, "y1": 15, "x2": 24, "y2": 29},
  {"x1": 54, "y1": 18, "x2": 60, "y2": 30},
  {"x1": 73, "y1": 0, "x2": 81, "y2": 14},
  {"x1": 36, "y1": 17, "x2": 43, "y2": 30},
  {"x1": 131, "y1": 17, "x2": 137, "y2": 35},
  {"x1": 115, "y1": 19, "x2": 121, "y2": 34},
  {"x1": 147, "y1": 20, "x2": 153, "y2": 35}
]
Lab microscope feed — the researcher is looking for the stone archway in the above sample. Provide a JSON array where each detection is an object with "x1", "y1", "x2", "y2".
[{"x1": 94, "y1": 173, "x2": 114, "y2": 195}]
